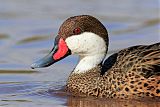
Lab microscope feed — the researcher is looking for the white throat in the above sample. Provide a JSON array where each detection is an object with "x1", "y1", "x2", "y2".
[
  {"x1": 65, "y1": 32, "x2": 107, "y2": 73},
  {"x1": 74, "y1": 54, "x2": 105, "y2": 73}
]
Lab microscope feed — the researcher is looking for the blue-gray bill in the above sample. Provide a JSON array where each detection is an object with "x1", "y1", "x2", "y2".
[
  {"x1": 31, "y1": 51, "x2": 55, "y2": 69},
  {"x1": 31, "y1": 36, "x2": 71, "y2": 69}
]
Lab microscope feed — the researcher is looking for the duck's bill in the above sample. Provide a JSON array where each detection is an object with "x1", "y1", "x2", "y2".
[
  {"x1": 31, "y1": 36, "x2": 71, "y2": 69},
  {"x1": 31, "y1": 50, "x2": 56, "y2": 69}
]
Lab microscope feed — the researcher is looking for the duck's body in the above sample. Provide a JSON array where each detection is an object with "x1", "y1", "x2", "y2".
[
  {"x1": 31, "y1": 15, "x2": 160, "y2": 99},
  {"x1": 67, "y1": 43, "x2": 160, "y2": 99}
]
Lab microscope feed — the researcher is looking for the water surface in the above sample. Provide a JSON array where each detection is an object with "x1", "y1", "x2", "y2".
[{"x1": 0, "y1": 0, "x2": 159, "y2": 107}]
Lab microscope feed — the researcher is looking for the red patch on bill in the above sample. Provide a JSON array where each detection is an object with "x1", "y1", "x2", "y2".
[{"x1": 53, "y1": 38, "x2": 68, "y2": 60}]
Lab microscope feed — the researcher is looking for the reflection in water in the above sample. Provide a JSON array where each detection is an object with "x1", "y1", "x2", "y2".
[
  {"x1": 49, "y1": 87, "x2": 160, "y2": 107},
  {"x1": 67, "y1": 96, "x2": 160, "y2": 107},
  {"x1": 1, "y1": 99, "x2": 32, "y2": 102},
  {"x1": 16, "y1": 35, "x2": 50, "y2": 45},
  {"x1": 113, "y1": 18, "x2": 160, "y2": 35},
  {"x1": 0, "y1": 69, "x2": 36, "y2": 74},
  {"x1": 0, "y1": 34, "x2": 10, "y2": 40}
]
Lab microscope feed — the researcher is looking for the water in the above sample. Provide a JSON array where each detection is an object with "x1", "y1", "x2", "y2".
[{"x1": 0, "y1": 0, "x2": 159, "y2": 107}]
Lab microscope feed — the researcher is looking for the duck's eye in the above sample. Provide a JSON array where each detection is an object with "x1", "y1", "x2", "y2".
[{"x1": 73, "y1": 27, "x2": 81, "y2": 34}]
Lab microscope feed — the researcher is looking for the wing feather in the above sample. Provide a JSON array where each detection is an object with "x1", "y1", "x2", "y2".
[{"x1": 102, "y1": 42, "x2": 160, "y2": 78}]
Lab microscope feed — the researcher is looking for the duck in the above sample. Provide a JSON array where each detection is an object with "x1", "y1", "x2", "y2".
[{"x1": 31, "y1": 15, "x2": 160, "y2": 99}]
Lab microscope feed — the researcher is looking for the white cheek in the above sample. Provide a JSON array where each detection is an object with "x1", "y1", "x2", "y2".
[
  {"x1": 65, "y1": 32, "x2": 106, "y2": 55},
  {"x1": 65, "y1": 36, "x2": 81, "y2": 54},
  {"x1": 65, "y1": 32, "x2": 107, "y2": 73}
]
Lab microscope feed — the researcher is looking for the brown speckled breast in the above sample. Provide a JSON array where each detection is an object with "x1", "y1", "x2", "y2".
[
  {"x1": 66, "y1": 67, "x2": 160, "y2": 99},
  {"x1": 66, "y1": 66, "x2": 101, "y2": 97}
]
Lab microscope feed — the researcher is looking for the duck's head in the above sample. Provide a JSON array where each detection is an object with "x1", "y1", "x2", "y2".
[{"x1": 31, "y1": 15, "x2": 108, "y2": 70}]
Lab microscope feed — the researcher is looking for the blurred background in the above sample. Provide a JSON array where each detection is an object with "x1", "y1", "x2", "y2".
[{"x1": 0, "y1": 0, "x2": 159, "y2": 107}]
